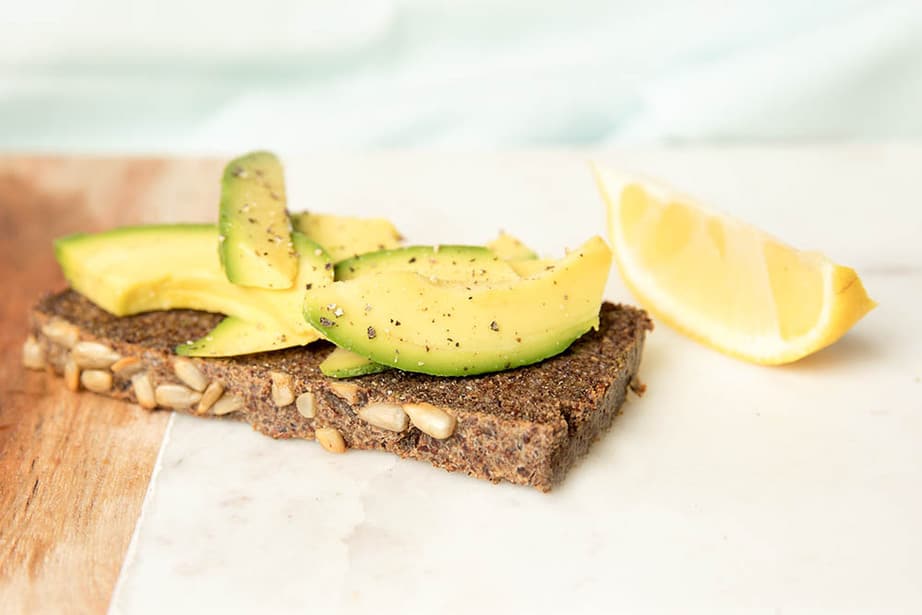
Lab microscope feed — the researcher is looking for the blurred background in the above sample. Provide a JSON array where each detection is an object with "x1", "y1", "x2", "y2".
[{"x1": 2, "y1": 0, "x2": 921, "y2": 153}]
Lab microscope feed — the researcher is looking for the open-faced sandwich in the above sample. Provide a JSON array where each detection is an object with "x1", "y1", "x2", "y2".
[{"x1": 22, "y1": 152, "x2": 651, "y2": 491}]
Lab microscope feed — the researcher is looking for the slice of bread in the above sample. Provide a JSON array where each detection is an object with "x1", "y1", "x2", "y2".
[{"x1": 27, "y1": 290, "x2": 651, "y2": 491}]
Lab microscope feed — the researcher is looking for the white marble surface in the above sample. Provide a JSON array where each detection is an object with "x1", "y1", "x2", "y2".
[{"x1": 110, "y1": 147, "x2": 922, "y2": 614}]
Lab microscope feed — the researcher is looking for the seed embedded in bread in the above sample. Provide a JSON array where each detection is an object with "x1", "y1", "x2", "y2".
[
  {"x1": 81, "y1": 369, "x2": 113, "y2": 393},
  {"x1": 296, "y1": 391, "x2": 316, "y2": 419},
  {"x1": 329, "y1": 381, "x2": 360, "y2": 405},
  {"x1": 154, "y1": 383, "x2": 202, "y2": 409},
  {"x1": 358, "y1": 403, "x2": 409, "y2": 432},
  {"x1": 270, "y1": 371, "x2": 294, "y2": 407},
  {"x1": 22, "y1": 336, "x2": 45, "y2": 370},
  {"x1": 110, "y1": 356, "x2": 144, "y2": 378},
  {"x1": 72, "y1": 341, "x2": 121, "y2": 369},
  {"x1": 131, "y1": 372, "x2": 156, "y2": 409},
  {"x1": 173, "y1": 358, "x2": 208, "y2": 392},
  {"x1": 403, "y1": 402, "x2": 457, "y2": 439},
  {"x1": 197, "y1": 380, "x2": 225, "y2": 414},
  {"x1": 211, "y1": 393, "x2": 243, "y2": 416},
  {"x1": 42, "y1": 318, "x2": 79, "y2": 348},
  {"x1": 64, "y1": 357, "x2": 80, "y2": 391},
  {"x1": 316, "y1": 427, "x2": 346, "y2": 453}
]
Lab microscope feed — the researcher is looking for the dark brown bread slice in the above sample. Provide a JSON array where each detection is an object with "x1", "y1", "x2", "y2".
[{"x1": 27, "y1": 290, "x2": 651, "y2": 491}]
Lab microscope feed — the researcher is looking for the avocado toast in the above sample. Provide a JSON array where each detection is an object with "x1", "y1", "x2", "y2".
[{"x1": 22, "y1": 151, "x2": 652, "y2": 491}]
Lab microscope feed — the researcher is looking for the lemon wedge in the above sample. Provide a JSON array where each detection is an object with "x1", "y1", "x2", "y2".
[{"x1": 593, "y1": 165, "x2": 876, "y2": 365}]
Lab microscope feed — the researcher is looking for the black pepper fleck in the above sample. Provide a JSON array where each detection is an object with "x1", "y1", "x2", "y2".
[
  {"x1": 490, "y1": 321, "x2": 499, "y2": 331},
  {"x1": 319, "y1": 317, "x2": 335, "y2": 327},
  {"x1": 367, "y1": 326, "x2": 376, "y2": 339}
]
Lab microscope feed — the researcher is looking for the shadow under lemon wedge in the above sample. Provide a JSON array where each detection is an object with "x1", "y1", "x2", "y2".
[{"x1": 592, "y1": 164, "x2": 876, "y2": 365}]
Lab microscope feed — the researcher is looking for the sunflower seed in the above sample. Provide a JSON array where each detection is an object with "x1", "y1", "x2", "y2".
[
  {"x1": 196, "y1": 380, "x2": 225, "y2": 414},
  {"x1": 81, "y1": 369, "x2": 112, "y2": 393},
  {"x1": 72, "y1": 341, "x2": 121, "y2": 369},
  {"x1": 296, "y1": 391, "x2": 316, "y2": 418},
  {"x1": 154, "y1": 384, "x2": 202, "y2": 409},
  {"x1": 173, "y1": 358, "x2": 208, "y2": 392},
  {"x1": 22, "y1": 336, "x2": 45, "y2": 370},
  {"x1": 270, "y1": 371, "x2": 294, "y2": 407},
  {"x1": 403, "y1": 402, "x2": 457, "y2": 439},
  {"x1": 329, "y1": 381, "x2": 360, "y2": 405},
  {"x1": 358, "y1": 403, "x2": 408, "y2": 432},
  {"x1": 42, "y1": 319, "x2": 79, "y2": 348},
  {"x1": 211, "y1": 393, "x2": 244, "y2": 416},
  {"x1": 315, "y1": 427, "x2": 346, "y2": 453},
  {"x1": 131, "y1": 372, "x2": 156, "y2": 409}
]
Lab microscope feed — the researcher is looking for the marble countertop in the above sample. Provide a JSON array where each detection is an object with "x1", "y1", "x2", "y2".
[{"x1": 108, "y1": 146, "x2": 922, "y2": 614}]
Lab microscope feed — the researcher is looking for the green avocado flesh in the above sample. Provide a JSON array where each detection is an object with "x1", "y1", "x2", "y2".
[
  {"x1": 487, "y1": 232, "x2": 538, "y2": 260},
  {"x1": 508, "y1": 258, "x2": 557, "y2": 277},
  {"x1": 55, "y1": 225, "x2": 330, "y2": 346},
  {"x1": 326, "y1": 245, "x2": 522, "y2": 376},
  {"x1": 184, "y1": 213, "x2": 408, "y2": 357},
  {"x1": 319, "y1": 347, "x2": 389, "y2": 378},
  {"x1": 291, "y1": 212, "x2": 403, "y2": 262},
  {"x1": 334, "y1": 245, "x2": 520, "y2": 283},
  {"x1": 304, "y1": 236, "x2": 612, "y2": 376},
  {"x1": 219, "y1": 151, "x2": 297, "y2": 289},
  {"x1": 176, "y1": 316, "x2": 315, "y2": 357}
]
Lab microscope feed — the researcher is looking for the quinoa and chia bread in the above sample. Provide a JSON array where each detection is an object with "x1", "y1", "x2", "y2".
[{"x1": 27, "y1": 290, "x2": 651, "y2": 491}]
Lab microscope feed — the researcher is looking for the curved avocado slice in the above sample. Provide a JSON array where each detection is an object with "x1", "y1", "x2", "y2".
[
  {"x1": 487, "y1": 231, "x2": 538, "y2": 260},
  {"x1": 291, "y1": 212, "x2": 403, "y2": 262},
  {"x1": 176, "y1": 316, "x2": 319, "y2": 357},
  {"x1": 219, "y1": 151, "x2": 297, "y2": 289},
  {"x1": 319, "y1": 347, "x2": 389, "y2": 378},
  {"x1": 55, "y1": 225, "x2": 330, "y2": 341},
  {"x1": 326, "y1": 245, "x2": 522, "y2": 376},
  {"x1": 334, "y1": 245, "x2": 519, "y2": 283},
  {"x1": 304, "y1": 236, "x2": 612, "y2": 376},
  {"x1": 508, "y1": 258, "x2": 556, "y2": 277},
  {"x1": 185, "y1": 211, "x2": 406, "y2": 357}
]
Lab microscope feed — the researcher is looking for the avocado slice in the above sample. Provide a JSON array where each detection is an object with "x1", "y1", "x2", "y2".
[
  {"x1": 334, "y1": 245, "x2": 520, "y2": 283},
  {"x1": 183, "y1": 211, "x2": 404, "y2": 357},
  {"x1": 304, "y1": 236, "x2": 612, "y2": 376},
  {"x1": 291, "y1": 212, "x2": 403, "y2": 262},
  {"x1": 55, "y1": 225, "x2": 331, "y2": 343},
  {"x1": 219, "y1": 151, "x2": 297, "y2": 289},
  {"x1": 326, "y1": 245, "x2": 521, "y2": 376},
  {"x1": 487, "y1": 231, "x2": 538, "y2": 260},
  {"x1": 175, "y1": 316, "x2": 318, "y2": 357},
  {"x1": 507, "y1": 258, "x2": 557, "y2": 277},
  {"x1": 319, "y1": 347, "x2": 389, "y2": 378}
]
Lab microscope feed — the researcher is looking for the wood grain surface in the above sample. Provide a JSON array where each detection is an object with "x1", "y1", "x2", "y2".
[{"x1": 0, "y1": 157, "x2": 221, "y2": 614}]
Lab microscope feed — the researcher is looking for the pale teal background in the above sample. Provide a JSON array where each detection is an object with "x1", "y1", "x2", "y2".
[{"x1": 2, "y1": 0, "x2": 921, "y2": 152}]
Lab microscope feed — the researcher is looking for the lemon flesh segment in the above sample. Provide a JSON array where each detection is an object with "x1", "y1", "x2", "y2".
[{"x1": 595, "y1": 166, "x2": 876, "y2": 365}]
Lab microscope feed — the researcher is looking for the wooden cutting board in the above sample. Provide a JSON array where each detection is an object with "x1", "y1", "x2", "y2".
[{"x1": 0, "y1": 157, "x2": 221, "y2": 614}]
